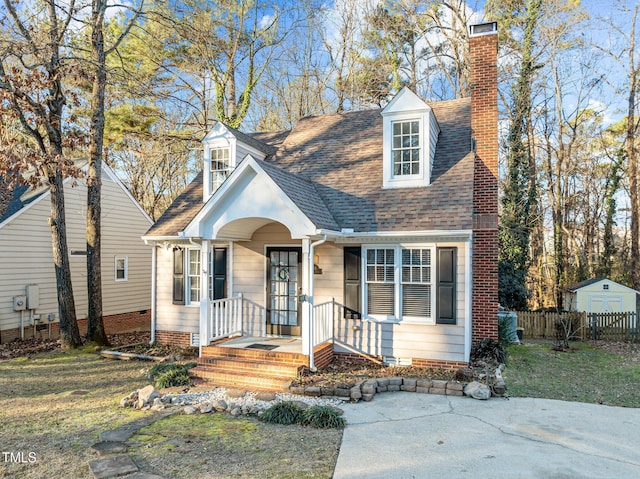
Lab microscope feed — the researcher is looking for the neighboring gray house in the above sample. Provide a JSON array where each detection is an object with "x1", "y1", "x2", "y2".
[{"x1": 0, "y1": 163, "x2": 153, "y2": 343}]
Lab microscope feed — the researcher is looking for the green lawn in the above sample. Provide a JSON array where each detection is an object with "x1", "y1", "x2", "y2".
[{"x1": 505, "y1": 340, "x2": 640, "y2": 407}]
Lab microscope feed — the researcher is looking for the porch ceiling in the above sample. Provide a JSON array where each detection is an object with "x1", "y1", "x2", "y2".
[{"x1": 216, "y1": 217, "x2": 283, "y2": 241}]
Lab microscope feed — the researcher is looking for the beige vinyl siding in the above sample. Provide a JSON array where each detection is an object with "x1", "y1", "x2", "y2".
[
  {"x1": 333, "y1": 242, "x2": 468, "y2": 363},
  {"x1": 155, "y1": 246, "x2": 200, "y2": 333},
  {"x1": 0, "y1": 170, "x2": 152, "y2": 336},
  {"x1": 313, "y1": 243, "x2": 344, "y2": 304}
]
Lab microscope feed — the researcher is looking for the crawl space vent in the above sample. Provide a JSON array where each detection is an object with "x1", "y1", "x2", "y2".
[
  {"x1": 190, "y1": 333, "x2": 200, "y2": 347},
  {"x1": 383, "y1": 356, "x2": 413, "y2": 367}
]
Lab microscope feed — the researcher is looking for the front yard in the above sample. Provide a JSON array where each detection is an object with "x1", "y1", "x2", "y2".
[
  {"x1": 2, "y1": 337, "x2": 639, "y2": 478},
  {"x1": 505, "y1": 339, "x2": 640, "y2": 407},
  {"x1": 0, "y1": 348, "x2": 341, "y2": 479}
]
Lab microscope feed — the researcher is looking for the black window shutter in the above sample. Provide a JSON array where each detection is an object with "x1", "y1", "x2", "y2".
[
  {"x1": 437, "y1": 247, "x2": 456, "y2": 324},
  {"x1": 212, "y1": 248, "x2": 227, "y2": 300},
  {"x1": 172, "y1": 248, "x2": 185, "y2": 305},
  {"x1": 344, "y1": 247, "x2": 362, "y2": 319}
]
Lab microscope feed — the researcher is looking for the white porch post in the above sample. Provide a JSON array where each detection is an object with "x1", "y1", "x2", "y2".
[
  {"x1": 200, "y1": 241, "x2": 211, "y2": 350},
  {"x1": 301, "y1": 238, "x2": 311, "y2": 356}
]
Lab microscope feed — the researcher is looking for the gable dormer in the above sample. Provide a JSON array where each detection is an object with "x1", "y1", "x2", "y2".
[
  {"x1": 381, "y1": 87, "x2": 440, "y2": 189},
  {"x1": 201, "y1": 122, "x2": 269, "y2": 201}
]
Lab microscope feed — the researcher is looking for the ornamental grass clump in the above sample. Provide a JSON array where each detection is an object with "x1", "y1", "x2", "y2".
[
  {"x1": 150, "y1": 362, "x2": 197, "y2": 388},
  {"x1": 260, "y1": 401, "x2": 305, "y2": 425},
  {"x1": 302, "y1": 405, "x2": 346, "y2": 429}
]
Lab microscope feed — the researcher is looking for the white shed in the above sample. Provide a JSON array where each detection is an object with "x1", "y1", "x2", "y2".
[{"x1": 563, "y1": 278, "x2": 639, "y2": 313}]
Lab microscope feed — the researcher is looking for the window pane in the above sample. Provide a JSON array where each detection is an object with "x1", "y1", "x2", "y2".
[
  {"x1": 385, "y1": 249, "x2": 394, "y2": 263},
  {"x1": 403, "y1": 284, "x2": 431, "y2": 317},
  {"x1": 368, "y1": 283, "x2": 395, "y2": 315},
  {"x1": 393, "y1": 122, "x2": 401, "y2": 135},
  {"x1": 411, "y1": 121, "x2": 419, "y2": 133}
]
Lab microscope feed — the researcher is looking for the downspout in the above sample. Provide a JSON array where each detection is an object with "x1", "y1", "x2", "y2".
[
  {"x1": 150, "y1": 244, "x2": 157, "y2": 345},
  {"x1": 308, "y1": 235, "x2": 327, "y2": 371}
]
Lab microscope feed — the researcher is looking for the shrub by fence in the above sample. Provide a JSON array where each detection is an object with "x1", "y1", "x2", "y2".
[{"x1": 514, "y1": 311, "x2": 640, "y2": 342}]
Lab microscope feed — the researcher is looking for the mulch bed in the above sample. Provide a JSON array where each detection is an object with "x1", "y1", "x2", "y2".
[
  {"x1": 0, "y1": 331, "x2": 155, "y2": 361},
  {"x1": 293, "y1": 357, "x2": 458, "y2": 389}
]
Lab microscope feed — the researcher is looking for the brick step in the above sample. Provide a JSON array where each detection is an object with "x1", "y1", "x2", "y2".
[
  {"x1": 198, "y1": 357, "x2": 303, "y2": 378},
  {"x1": 201, "y1": 345, "x2": 308, "y2": 364},
  {"x1": 190, "y1": 367, "x2": 294, "y2": 392}
]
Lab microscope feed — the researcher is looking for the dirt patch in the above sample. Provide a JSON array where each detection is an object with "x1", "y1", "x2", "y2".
[
  {"x1": 0, "y1": 332, "x2": 153, "y2": 361},
  {"x1": 114, "y1": 341, "x2": 197, "y2": 359}
]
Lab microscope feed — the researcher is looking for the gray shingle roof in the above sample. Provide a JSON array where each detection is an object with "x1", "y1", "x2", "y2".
[
  {"x1": 257, "y1": 160, "x2": 339, "y2": 231},
  {"x1": 146, "y1": 97, "x2": 474, "y2": 237},
  {"x1": 145, "y1": 171, "x2": 205, "y2": 237},
  {"x1": 0, "y1": 184, "x2": 43, "y2": 225}
]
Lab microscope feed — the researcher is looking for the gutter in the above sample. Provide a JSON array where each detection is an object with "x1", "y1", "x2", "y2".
[
  {"x1": 308, "y1": 234, "x2": 327, "y2": 371},
  {"x1": 150, "y1": 245, "x2": 157, "y2": 345}
]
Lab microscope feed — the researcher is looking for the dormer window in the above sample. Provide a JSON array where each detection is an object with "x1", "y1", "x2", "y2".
[
  {"x1": 381, "y1": 87, "x2": 440, "y2": 189},
  {"x1": 392, "y1": 120, "x2": 420, "y2": 176},
  {"x1": 201, "y1": 122, "x2": 269, "y2": 201},
  {"x1": 210, "y1": 147, "x2": 231, "y2": 192}
]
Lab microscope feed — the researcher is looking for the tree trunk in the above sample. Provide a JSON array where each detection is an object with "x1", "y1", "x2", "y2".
[
  {"x1": 86, "y1": 1, "x2": 109, "y2": 346},
  {"x1": 627, "y1": 15, "x2": 639, "y2": 290},
  {"x1": 49, "y1": 167, "x2": 82, "y2": 348}
]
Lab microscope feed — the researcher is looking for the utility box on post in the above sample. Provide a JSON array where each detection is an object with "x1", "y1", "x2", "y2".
[{"x1": 25, "y1": 284, "x2": 40, "y2": 309}]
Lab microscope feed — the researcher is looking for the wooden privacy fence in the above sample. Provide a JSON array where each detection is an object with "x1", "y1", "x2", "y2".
[{"x1": 514, "y1": 311, "x2": 640, "y2": 342}]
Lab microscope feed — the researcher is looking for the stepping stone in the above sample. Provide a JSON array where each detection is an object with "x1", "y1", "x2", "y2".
[
  {"x1": 122, "y1": 473, "x2": 165, "y2": 479},
  {"x1": 88, "y1": 454, "x2": 138, "y2": 479},
  {"x1": 225, "y1": 389, "x2": 246, "y2": 398},
  {"x1": 91, "y1": 441, "x2": 127, "y2": 456}
]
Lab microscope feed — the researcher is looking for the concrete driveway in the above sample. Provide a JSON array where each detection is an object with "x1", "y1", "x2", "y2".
[{"x1": 333, "y1": 393, "x2": 640, "y2": 479}]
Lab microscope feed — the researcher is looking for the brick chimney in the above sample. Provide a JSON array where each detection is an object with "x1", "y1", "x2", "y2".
[{"x1": 469, "y1": 22, "x2": 499, "y2": 343}]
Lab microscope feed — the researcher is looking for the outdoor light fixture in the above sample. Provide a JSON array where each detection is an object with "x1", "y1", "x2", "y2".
[{"x1": 314, "y1": 253, "x2": 323, "y2": 274}]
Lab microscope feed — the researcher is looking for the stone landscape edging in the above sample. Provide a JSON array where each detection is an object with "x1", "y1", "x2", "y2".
[{"x1": 287, "y1": 377, "x2": 468, "y2": 402}]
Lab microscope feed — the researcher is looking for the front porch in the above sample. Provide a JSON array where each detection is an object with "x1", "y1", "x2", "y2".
[{"x1": 201, "y1": 293, "x2": 335, "y2": 368}]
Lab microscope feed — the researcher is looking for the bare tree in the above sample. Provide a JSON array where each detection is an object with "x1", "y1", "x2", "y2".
[
  {"x1": 85, "y1": 0, "x2": 144, "y2": 345},
  {"x1": 0, "y1": 0, "x2": 83, "y2": 347}
]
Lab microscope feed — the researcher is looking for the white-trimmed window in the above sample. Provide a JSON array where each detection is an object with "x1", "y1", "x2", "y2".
[
  {"x1": 363, "y1": 245, "x2": 437, "y2": 323},
  {"x1": 188, "y1": 249, "x2": 201, "y2": 303},
  {"x1": 172, "y1": 248, "x2": 201, "y2": 305},
  {"x1": 366, "y1": 248, "x2": 396, "y2": 317},
  {"x1": 380, "y1": 88, "x2": 439, "y2": 189},
  {"x1": 115, "y1": 256, "x2": 128, "y2": 282},
  {"x1": 392, "y1": 120, "x2": 420, "y2": 177},
  {"x1": 401, "y1": 248, "x2": 431, "y2": 319},
  {"x1": 210, "y1": 147, "x2": 230, "y2": 192}
]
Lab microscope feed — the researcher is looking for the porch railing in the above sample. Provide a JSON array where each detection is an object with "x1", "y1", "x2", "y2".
[
  {"x1": 312, "y1": 297, "x2": 335, "y2": 347},
  {"x1": 209, "y1": 294, "x2": 243, "y2": 342}
]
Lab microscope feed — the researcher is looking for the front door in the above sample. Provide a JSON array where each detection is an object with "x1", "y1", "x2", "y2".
[{"x1": 267, "y1": 247, "x2": 302, "y2": 336}]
